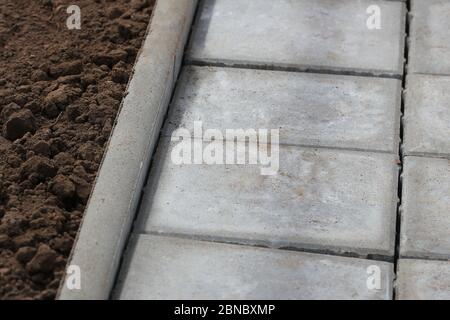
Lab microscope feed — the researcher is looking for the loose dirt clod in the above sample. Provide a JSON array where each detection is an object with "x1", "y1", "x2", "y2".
[
  {"x1": 15, "y1": 246, "x2": 36, "y2": 264},
  {"x1": 32, "y1": 141, "x2": 51, "y2": 157},
  {"x1": 20, "y1": 156, "x2": 57, "y2": 181},
  {"x1": 111, "y1": 61, "x2": 130, "y2": 84},
  {"x1": 0, "y1": 0, "x2": 154, "y2": 299},
  {"x1": 48, "y1": 60, "x2": 83, "y2": 78},
  {"x1": 44, "y1": 85, "x2": 82, "y2": 112},
  {"x1": 2, "y1": 109, "x2": 37, "y2": 141},
  {"x1": 51, "y1": 175, "x2": 76, "y2": 203},
  {"x1": 26, "y1": 244, "x2": 59, "y2": 274}
]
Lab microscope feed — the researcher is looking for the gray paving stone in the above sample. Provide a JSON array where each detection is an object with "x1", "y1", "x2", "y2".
[
  {"x1": 403, "y1": 74, "x2": 450, "y2": 157},
  {"x1": 396, "y1": 259, "x2": 450, "y2": 300},
  {"x1": 187, "y1": 0, "x2": 406, "y2": 75},
  {"x1": 409, "y1": 0, "x2": 450, "y2": 74},
  {"x1": 136, "y1": 139, "x2": 398, "y2": 257},
  {"x1": 400, "y1": 156, "x2": 450, "y2": 259},
  {"x1": 164, "y1": 66, "x2": 402, "y2": 153},
  {"x1": 114, "y1": 234, "x2": 394, "y2": 300}
]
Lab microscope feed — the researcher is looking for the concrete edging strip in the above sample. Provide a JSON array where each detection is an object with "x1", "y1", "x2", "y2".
[{"x1": 57, "y1": 0, "x2": 198, "y2": 300}]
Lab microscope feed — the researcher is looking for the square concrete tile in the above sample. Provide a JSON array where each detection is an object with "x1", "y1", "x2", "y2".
[
  {"x1": 409, "y1": 0, "x2": 450, "y2": 74},
  {"x1": 164, "y1": 66, "x2": 402, "y2": 153},
  {"x1": 400, "y1": 156, "x2": 450, "y2": 259},
  {"x1": 115, "y1": 234, "x2": 394, "y2": 300},
  {"x1": 187, "y1": 0, "x2": 406, "y2": 75},
  {"x1": 403, "y1": 74, "x2": 450, "y2": 157},
  {"x1": 135, "y1": 138, "x2": 399, "y2": 257},
  {"x1": 396, "y1": 259, "x2": 450, "y2": 300}
]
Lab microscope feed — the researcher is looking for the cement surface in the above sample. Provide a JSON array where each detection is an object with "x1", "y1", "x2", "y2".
[{"x1": 115, "y1": 234, "x2": 394, "y2": 300}]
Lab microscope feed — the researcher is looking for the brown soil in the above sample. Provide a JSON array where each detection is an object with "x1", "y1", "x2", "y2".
[{"x1": 0, "y1": 0, "x2": 154, "y2": 299}]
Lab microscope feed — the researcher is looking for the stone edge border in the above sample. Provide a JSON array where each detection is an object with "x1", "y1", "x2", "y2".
[{"x1": 57, "y1": 0, "x2": 198, "y2": 300}]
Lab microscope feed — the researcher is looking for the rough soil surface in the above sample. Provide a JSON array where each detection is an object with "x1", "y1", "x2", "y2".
[{"x1": 0, "y1": 0, "x2": 154, "y2": 299}]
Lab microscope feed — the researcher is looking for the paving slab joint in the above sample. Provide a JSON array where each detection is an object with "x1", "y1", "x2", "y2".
[
  {"x1": 185, "y1": 59, "x2": 404, "y2": 80},
  {"x1": 144, "y1": 230, "x2": 396, "y2": 264},
  {"x1": 393, "y1": 0, "x2": 411, "y2": 300}
]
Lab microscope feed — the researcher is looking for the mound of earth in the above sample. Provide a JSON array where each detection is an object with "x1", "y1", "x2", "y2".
[{"x1": 0, "y1": 0, "x2": 154, "y2": 299}]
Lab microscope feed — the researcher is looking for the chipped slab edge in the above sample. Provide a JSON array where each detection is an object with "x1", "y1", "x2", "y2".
[{"x1": 57, "y1": 0, "x2": 198, "y2": 300}]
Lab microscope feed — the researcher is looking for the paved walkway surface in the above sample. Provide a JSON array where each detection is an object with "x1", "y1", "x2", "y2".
[{"x1": 113, "y1": 0, "x2": 450, "y2": 299}]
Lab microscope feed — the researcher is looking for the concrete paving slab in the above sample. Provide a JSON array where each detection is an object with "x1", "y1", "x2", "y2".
[
  {"x1": 114, "y1": 234, "x2": 394, "y2": 300},
  {"x1": 163, "y1": 66, "x2": 402, "y2": 153},
  {"x1": 396, "y1": 259, "x2": 450, "y2": 300},
  {"x1": 403, "y1": 74, "x2": 450, "y2": 157},
  {"x1": 409, "y1": 0, "x2": 450, "y2": 75},
  {"x1": 187, "y1": 0, "x2": 406, "y2": 76},
  {"x1": 400, "y1": 156, "x2": 450, "y2": 260},
  {"x1": 136, "y1": 139, "x2": 399, "y2": 257}
]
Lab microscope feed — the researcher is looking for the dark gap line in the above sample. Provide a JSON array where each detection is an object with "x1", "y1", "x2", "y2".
[
  {"x1": 403, "y1": 152, "x2": 450, "y2": 160},
  {"x1": 399, "y1": 255, "x2": 450, "y2": 262},
  {"x1": 393, "y1": 0, "x2": 411, "y2": 301},
  {"x1": 160, "y1": 134, "x2": 398, "y2": 156},
  {"x1": 185, "y1": 58, "x2": 403, "y2": 80},
  {"x1": 141, "y1": 231, "x2": 395, "y2": 263}
]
